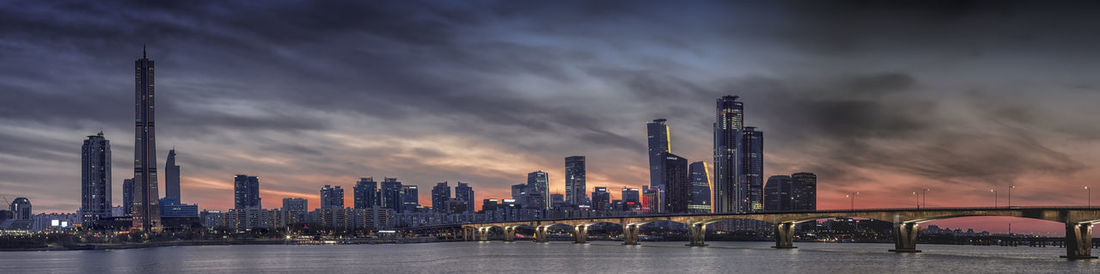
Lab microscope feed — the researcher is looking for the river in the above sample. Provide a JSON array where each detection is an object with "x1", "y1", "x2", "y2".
[{"x1": 1, "y1": 241, "x2": 1098, "y2": 273}]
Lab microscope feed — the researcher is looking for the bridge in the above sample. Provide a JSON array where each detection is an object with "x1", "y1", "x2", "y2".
[{"x1": 458, "y1": 207, "x2": 1100, "y2": 259}]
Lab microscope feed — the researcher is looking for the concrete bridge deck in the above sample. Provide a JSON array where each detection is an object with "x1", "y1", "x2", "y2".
[{"x1": 459, "y1": 207, "x2": 1100, "y2": 259}]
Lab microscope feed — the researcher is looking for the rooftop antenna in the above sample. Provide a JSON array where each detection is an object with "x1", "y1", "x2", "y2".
[{"x1": 143, "y1": 44, "x2": 147, "y2": 58}]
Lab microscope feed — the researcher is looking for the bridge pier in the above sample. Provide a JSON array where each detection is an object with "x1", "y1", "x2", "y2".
[
  {"x1": 772, "y1": 222, "x2": 797, "y2": 249},
  {"x1": 503, "y1": 226, "x2": 517, "y2": 242},
  {"x1": 889, "y1": 222, "x2": 921, "y2": 253},
  {"x1": 623, "y1": 224, "x2": 640, "y2": 245},
  {"x1": 1062, "y1": 222, "x2": 1096, "y2": 259},
  {"x1": 534, "y1": 226, "x2": 549, "y2": 243},
  {"x1": 478, "y1": 227, "x2": 490, "y2": 241},
  {"x1": 574, "y1": 225, "x2": 588, "y2": 244},
  {"x1": 687, "y1": 223, "x2": 707, "y2": 247}
]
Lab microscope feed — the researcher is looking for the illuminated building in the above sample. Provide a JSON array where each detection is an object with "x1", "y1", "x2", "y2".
[
  {"x1": 565, "y1": 156, "x2": 586, "y2": 206},
  {"x1": 621, "y1": 187, "x2": 640, "y2": 210},
  {"x1": 640, "y1": 187, "x2": 658, "y2": 213},
  {"x1": 713, "y1": 95, "x2": 744, "y2": 213},
  {"x1": 380, "y1": 178, "x2": 402, "y2": 211},
  {"x1": 689, "y1": 161, "x2": 712, "y2": 213},
  {"x1": 281, "y1": 198, "x2": 308, "y2": 225},
  {"x1": 132, "y1": 47, "x2": 161, "y2": 231},
  {"x1": 400, "y1": 185, "x2": 419, "y2": 212},
  {"x1": 481, "y1": 199, "x2": 499, "y2": 212},
  {"x1": 431, "y1": 182, "x2": 451, "y2": 212},
  {"x1": 10, "y1": 197, "x2": 31, "y2": 220},
  {"x1": 454, "y1": 182, "x2": 475, "y2": 213},
  {"x1": 791, "y1": 172, "x2": 817, "y2": 211},
  {"x1": 591, "y1": 187, "x2": 611, "y2": 211},
  {"x1": 234, "y1": 175, "x2": 261, "y2": 209},
  {"x1": 741, "y1": 127, "x2": 764, "y2": 212},
  {"x1": 321, "y1": 185, "x2": 344, "y2": 209},
  {"x1": 526, "y1": 170, "x2": 550, "y2": 209},
  {"x1": 663, "y1": 153, "x2": 691, "y2": 213},
  {"x1": 354, "y1": 177, "x2": 377, "y2": 209},
  {"x1": 81, "y1": 132, "x2": 112, "y2": 225},
  {"x1": 122, "y1": 178, "x2": 133, "y2": 216},
  {"x1": 647, "y1": 119, "x2": 670, "y2": 210}
]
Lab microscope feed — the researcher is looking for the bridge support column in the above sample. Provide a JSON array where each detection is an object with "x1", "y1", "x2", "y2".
[
  {"x1": 772, "y1": 222, "x2": 797, "y2": 249},
  {"x1": 687, "y1": 223, "x2": 707, "y2": 247},
  {"x1": 504, "y1": 226, "x2": 517, "y2": 242},
  {"x1": 574, "y1": 225, "x2": 588, "y2": 244},
  {"x1": 478, "y1": 227, "x2": 489, "y2": 241},
  {"x1": 1062, "y1": 222, "x2": 1096, "y2": 259},
  {"x1": 534, "y1": 226, "x2": 549, "y2": 243},
  {"x1": 889, "y1": 222, "x2": 921, "y2": 253},
  {"x1": 623, "y1": 224, "x2": 640, "y2": 245}
]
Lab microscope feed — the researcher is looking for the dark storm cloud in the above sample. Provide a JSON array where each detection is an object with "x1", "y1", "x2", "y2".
[{"x1": 2, "y1": 0, "x2": 1099, "y2": 212}]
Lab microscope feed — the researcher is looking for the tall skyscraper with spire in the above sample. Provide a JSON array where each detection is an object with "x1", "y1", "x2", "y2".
[
  {"x1": 713, "y1": 95, "x2": 744, "y2": 213},
  {"x1": 132, "y1": 46, "x2": 161, "y2": 231},
  {"x1": 164, "y1": 149, "x2": 180, "y2": 202}
]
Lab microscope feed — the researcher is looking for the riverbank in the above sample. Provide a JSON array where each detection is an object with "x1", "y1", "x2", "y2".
[{"x1": 0, "y1": 238, "x2": 468, "y2": 252}]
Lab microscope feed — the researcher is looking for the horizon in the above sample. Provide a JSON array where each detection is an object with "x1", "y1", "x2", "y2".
[{"x1": 3, "y1": 1, "x2": 1100, "y2": 235}]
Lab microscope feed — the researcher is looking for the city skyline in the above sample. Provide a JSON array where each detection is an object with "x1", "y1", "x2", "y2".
[{"x1": 3, "y1": 1, "x2": 1100, "y2": 235}]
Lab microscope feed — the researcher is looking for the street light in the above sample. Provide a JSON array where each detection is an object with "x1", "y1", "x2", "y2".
[
  {"x1": 845, "y1": 192, "x2": 860, "y2": 211},
  {"x1": 990, "y1": 187, "x2": 998, "y2": 208},
  {"x1": 912, "y1": 191, "x2": 920, "y2": 209},
  {"x1": 1008, "y1": 185, "x2": 1015, "y2": 207},
  {"x1": 1086, "y1": 186, "x2": 1092, "y2": 208},
  {"x1": 922, "y1": 188, "x2": 930, "y2": 208}
]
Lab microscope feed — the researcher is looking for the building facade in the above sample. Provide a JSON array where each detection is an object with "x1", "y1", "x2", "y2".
[
  {"x1": 431, "y1": 182, "x2": 450, "y2": 212},
  {"x1": 132, "y1": 48, "x2": 161, "y2": 231},
  {"x1": 688, "y1": 161, "x2": 712, "y2": 213},
  {"x1": 233, "y1": 175, "x2": 261, "y2": 209},
  {"x1": 526, "y1": 171, "x2": 549, "y2": 209},
  {"x1": 647, "y1": 119, "x2": 670, "y2": 209},
  {"x1": 663, "y1": 153, "x2": 691, "y2": 213},
  {"x1": 354, "y1": 177, "x2": 377, "y2": 209},
  {"x1": 380, "y1": 178, "x2": 402, "y2": 212},
  {"x1": 713, "y1": 95, "x2": 744, "y2": 213},
  {"x1": 791, "y1": 172, "x2": 817, "y2": 211},
  {"x1": 320, "y1": 185, "x2": 344, "y2": 209},
  {"x1": 764, "y1": 175, "x2": 792, "y2": 211},
  {"x1": 741, "y1": 127, "x2": 764, "y2": 212},
  {"x1": 564, "y1": 156, "x2": 586, "y2": 206},
  {"x1": 164, "y1": 149, "x2": 181, "y2": 202},
  {"x1": 454, "y1": 182, "x2": 474, "y2": 213},
  {"x1": 81, "y1": 132, "x2": 112, "y2": 225}
]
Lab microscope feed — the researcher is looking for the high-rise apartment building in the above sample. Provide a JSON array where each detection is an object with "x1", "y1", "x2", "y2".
[
  {"x1": 233, "y1": 175, "x2": 261, "y2": 209},
  {"x1": 81, "y1": 132, "x2": 112, "y2": 225},
  {"x1": 354, "y1": 177, "x2": 377, "y2": 209},
  {"x1": 564, "y1": 156, "x2": 586, "y2": 206}
]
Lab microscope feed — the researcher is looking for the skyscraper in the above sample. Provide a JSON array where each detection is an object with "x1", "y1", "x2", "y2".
[
  {"x1": 10, "y1": 197, "x2": 30, "y2": 220},
  {"x1": 164, "y1": 149, "x2": 180, "y2": 202},
  {"x1": 354, "y1": 177, "x2": 377, "y2": 209},
  {"x1": 764, "y1": 175, "x2": 792, "y2": 212},
  {"x1": 81, "y1": 132, "x2": 112, "y2": 225},
  {"x1": 564, "y1": 156, "x2": 586, "y2": 206},
  {"x1": 233, "y1": 175, "x2": 261, "y2": 209},
  {"x1": 647, "y1": 119, "x2": 670, "y2": 197},
  {"x1": 380, "y1": 178, "x2": 402, "y2": 212},
  {"x1": 431, "y1": 182, "x2": 450, "y2": 212},
  {"x1": 741, "y1": 127, "x2": 764, "y2": 212},
  {"x1": 663, "y1": 153, "x2": 691, "y2": 213},
  {"x1": 122, "y1": 178, "x2": 134, "y2": 216},
  {"x1": 591, "y1": 187, "x2": 610, "y2": 211},
  {"x1": 713, "y1": 95, "x2": 744, "y2": 213},
  {"x1": 526, "y1": 170, "x2": 549, "y2": 209},
  {"x1": 511, "y1": 184, "x2": 527, "y2": 207},
  {"x1": 688, "y1": 161, "x2": 712, "y2": 213},
  {"x1": 454, "y1": 182, "x2": 474, "y2": 213},
  {"x1": 400, "y1": 185, "x2": 419, "y2": 212},
  {"x1": 320, "y1": 185, "x2": 344, "y2": 209},
  {"x1": 791, "y1": 172, "x2": 817, "y2": 211},
  {"x1": 132, "y1": 47, "x2": 161, "y2": 231}
]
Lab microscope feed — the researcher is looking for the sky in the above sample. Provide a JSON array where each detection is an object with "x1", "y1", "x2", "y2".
[{"x1": 2, "y1": 1, "x2": 1099, "y2": 234}]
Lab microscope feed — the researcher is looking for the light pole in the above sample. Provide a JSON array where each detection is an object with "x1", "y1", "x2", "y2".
[
  {"x1": 1008, "y1": 185, "x2": 1015, "y2": 207},
  {"x1": 845, "y1": 192, "x2": 859, "y2": 211},
  {"x1": 912, "y1": 191, "x2": 920, "y2": 209},
  {"x1": 922, "y1": 188, "x2": 929, "y2": 208},
  {"x1": 990, "y1": 187, "x2": 998, "y2": 208},
  {"x1": 1086, "y1": 186, "x2": 1092, "y2": 208}
]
